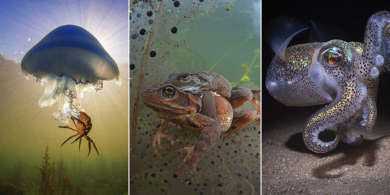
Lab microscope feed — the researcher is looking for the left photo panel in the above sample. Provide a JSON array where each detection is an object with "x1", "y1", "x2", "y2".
[{"x1": 0, "y1": 0, "x2": 128, "y2": 194}]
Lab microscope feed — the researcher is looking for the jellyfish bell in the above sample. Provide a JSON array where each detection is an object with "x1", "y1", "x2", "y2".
[{"x1": 21, "y1": 24, "x2": 120, "y2": 123}]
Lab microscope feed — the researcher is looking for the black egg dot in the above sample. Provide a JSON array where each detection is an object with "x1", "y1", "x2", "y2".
[
  {"x1": 163, "y1": 162, "x2": 168, "y2": 166},
  {"x1": 248, "y1": 144, "x2": 252, "y2": 147},
  {"x1": 131, "y1": 34, "x2": 138, "y2": 39},
  {"x1": 147, "y1": 11, "x2": 153, "y2": 17},
  {"x1": 200, "y1": 192, "x2": 204, "y2": 195},
  {"x1": 130, "y1": 64, "x2": 135, "y2": 70},
  {"x1": 200, "y1": 0, "x2": 204, "y2": 2},
  {"x1": 218, "y1": 183, "x2": 223, "y2": 187},
  {"x1": 217, "y1": 145, "x2": 221, "y2": 149},
  {"x1": 171, "y1": 27, "x2": 178, "y2": 34},
  {"x1": 239, "y1": 190, "x2": 243, "y2": 194},
  {"x1": 150, "y1": 50, "x2": 156, "y2": 57},
  {"x1": 137, "y1": 13, "x2": 142, "y2": 18},
  {"x1": 173, "y1": 1, "x2": 180, "y2": 7},
  {"x1": 164, "y1": 179, "x2": 168, "y2": 183},
  {"x1": 151, "y1": 173, "x2": 156, "y2": 177},
  {"x1": 211, "y1": 161, "x2": 214, "y2": 165},
  {"x1": 161, "y1": 189, "x2": 164, "y2": 192},
  {"x1": 148, "y1": 181, "x2": 152, "y2": 185},
  {"x1": 139, "y1": 29, "x2": 146, "y2": 35},
  {"x1": 225, "y1": 142, "x2": 229, "y2": 146},
  {"x1": 203, "y1": 183, "x2": 207, "y2": 186},
  {"x1": 149, "y1": 165, "x2": 153, "y2": 168},
  {"x1": 148, "y1": 20, "x2": 153, "y2": 24},
  {"x1": 173, "y1": 174, "x2": 178, "y2": 178}
]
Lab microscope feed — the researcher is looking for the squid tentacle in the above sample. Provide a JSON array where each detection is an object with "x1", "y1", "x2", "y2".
[{"x1": 303, "y1": 78, "x2": 367, "y2": 153}]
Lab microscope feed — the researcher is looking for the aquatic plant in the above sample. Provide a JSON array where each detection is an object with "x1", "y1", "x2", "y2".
[
  {"x1": 208, "y1": 34, "x2": 253, "y2": 72},
  {"x1": 0, "y1": 183, "x2": 23, "y2": 195},
  {"x1": 9, "y1": 157, "x2": 23, "y2": 185},
  {"x1": 36, "y1": 143, "x2": 56, "y2": 195},
  {"x1": 231, "y1": 48, "x2": 260, "y2": 87}
]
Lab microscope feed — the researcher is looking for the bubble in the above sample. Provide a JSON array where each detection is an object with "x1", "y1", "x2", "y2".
[
  {"x1": 147, "y1": 11, "x2": 153, "y2": 17},
  {"x1": 148, "y1": 20, "x2": 153, "y2": 24},
  {"x1": 131, "y1": 34, "x2": 138, "y2": 39},
  {"x1": 137, "y1": 13, "x2": 142, "y2": 18}
]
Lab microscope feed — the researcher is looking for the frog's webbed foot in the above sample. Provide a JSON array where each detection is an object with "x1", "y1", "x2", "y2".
[
  {"x1": 151, "y1": 119, "x2": 173, "y2": 156},
  {"x1": 225, "y1": 110, "x2": 260, "y2": 134},
  {"x1": 337, "y1": 121, "x2": 363, "y2": 145},
  {"x1": 178, "y1": 146, "x2": 199, "y2": 182}
]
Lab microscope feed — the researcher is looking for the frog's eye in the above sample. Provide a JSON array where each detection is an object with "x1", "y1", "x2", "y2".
[
  {"x1": 321, "y1": 47, "x2": 344, "y2": 67},
  {"x1": 162, "y1": 86, "x2": 177, "y2": 98},
  {"x1": 180, "y1": 75, "x2": 190, "y2": 82}
]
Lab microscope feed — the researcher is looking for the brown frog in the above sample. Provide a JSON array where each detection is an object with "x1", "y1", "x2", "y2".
[
  {"x1": 140, "y1": 84, "x2": 259, "y2": 181},
  {"x1": 164, "y1": 70, "x2": 260, "y2": 113}
]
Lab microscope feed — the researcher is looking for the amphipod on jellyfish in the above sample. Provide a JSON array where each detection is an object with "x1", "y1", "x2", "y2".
[{"x1": 21, "y1": 25, "x2": 120, "y2": 123}]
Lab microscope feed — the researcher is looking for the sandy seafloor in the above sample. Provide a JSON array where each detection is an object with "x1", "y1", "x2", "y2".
[{"x1": 262, "y1": 74, "x2": 390, "y2": 194}]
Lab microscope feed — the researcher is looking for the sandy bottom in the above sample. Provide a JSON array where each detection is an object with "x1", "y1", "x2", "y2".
[{"x1": 262, "y1": 95, "x2": 390, "y2": 194}]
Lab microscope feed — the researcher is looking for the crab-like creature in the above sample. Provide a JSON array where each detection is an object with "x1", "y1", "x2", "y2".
[{"x1": 58, "y1": 112, "x2": 99, "y2": 156}]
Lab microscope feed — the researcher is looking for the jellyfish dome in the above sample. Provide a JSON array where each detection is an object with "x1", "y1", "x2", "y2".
[{"x1": 21, "y1": 25, "x2": 120, "y2": 123}]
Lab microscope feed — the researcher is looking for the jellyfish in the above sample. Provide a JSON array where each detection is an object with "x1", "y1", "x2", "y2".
[{"x1": 21, "y1": 25, "x2": 120, "y2": 123}]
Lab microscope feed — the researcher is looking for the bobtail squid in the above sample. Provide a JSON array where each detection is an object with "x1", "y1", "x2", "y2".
[{"x1": 265, "y1": 11, "x2": 390, "y2": 153}]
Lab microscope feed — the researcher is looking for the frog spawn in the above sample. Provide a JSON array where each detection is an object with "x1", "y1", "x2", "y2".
[{"x1": 130, "y1": 105, "x2": 260, "y2": 194}]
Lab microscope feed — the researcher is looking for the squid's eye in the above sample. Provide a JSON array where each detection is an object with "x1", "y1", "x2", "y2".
[
  {"x1": 180, "y1": 75, "x2": 190, "y2": 81},
  {"x1": 162, "y1": 86, "x2": 177, "y2": 98},
  {"x1": 321, "y1": 47, "x2": 344, "y2": 67}
]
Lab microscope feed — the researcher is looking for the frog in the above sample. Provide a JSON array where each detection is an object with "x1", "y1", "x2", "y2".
[
  {"x1": 164, "y1": 70, "x2": 261, "y2": 113},
  {"x1": 140, "y1": 83, "x2": 259, "y2": 180}
]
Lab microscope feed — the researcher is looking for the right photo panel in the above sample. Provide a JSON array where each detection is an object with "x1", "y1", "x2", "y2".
[{"x1": 263, "y1": 0, "x2": 390, "y2": 194}]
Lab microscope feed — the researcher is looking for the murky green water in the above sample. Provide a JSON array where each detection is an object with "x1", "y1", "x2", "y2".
[
  {"x1": 0, "y1": 55, "x2": 128, "y2": 194},
  {"x1": 130, "y1": 0, "x2": 260, "y2": 194}
]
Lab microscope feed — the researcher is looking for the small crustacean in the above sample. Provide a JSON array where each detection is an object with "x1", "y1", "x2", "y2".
[{"x1": 58, "y1": 112, "x2": 99, "y2": 156}]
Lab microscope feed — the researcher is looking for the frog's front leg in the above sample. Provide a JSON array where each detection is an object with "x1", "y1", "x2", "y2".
[
  {"x1": 225, "y1": 110, "x2": 260, "y2": 134},
  {"x1": 152, "y1": 119, "x2": 174, "y2": 155},
  {"x1": 178, "y1": 115, "x2": 222, "y2": 176},
  {"x1": 229, "y1": 86, "x2": 261, "y2": 111}
]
